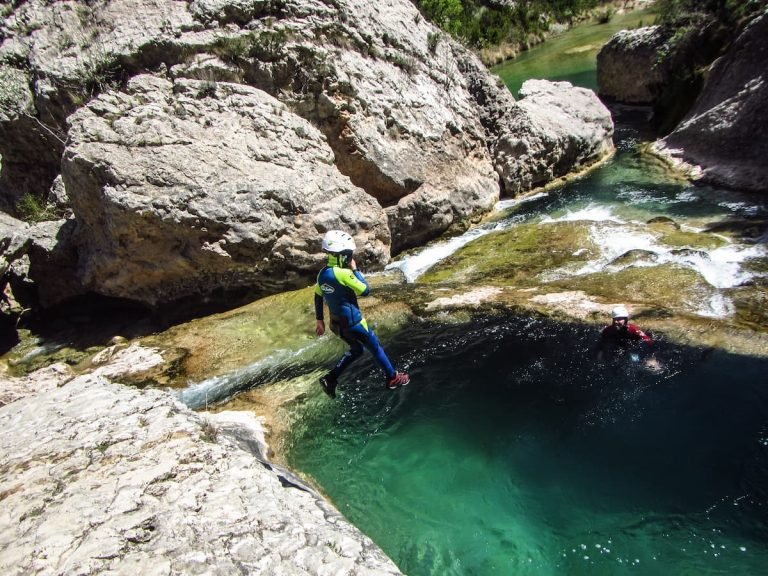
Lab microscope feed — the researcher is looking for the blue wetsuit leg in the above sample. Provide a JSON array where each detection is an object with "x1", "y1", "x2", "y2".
[{"x1": 331, "y1": 320, "x2": 395, "y2": 379}]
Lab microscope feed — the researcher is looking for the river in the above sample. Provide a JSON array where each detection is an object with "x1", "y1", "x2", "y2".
[
  {"x1": 4, "y1": 7, "x2": 766, "y2": 575},
  {"x1": 283, "y1": 10, "x2": 768, "y2": 576}
]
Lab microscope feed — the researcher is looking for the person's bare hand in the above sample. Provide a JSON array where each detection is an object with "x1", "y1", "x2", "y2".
[
  {"x1": 645, "y1": 356, "x2": 663, "y2": 373},
  {"x1": 349, "y1": 258, "x2": 357, "y2": 270},
  {"x1": 315, "y1": 319, "x2": 325, "y2": 336}
]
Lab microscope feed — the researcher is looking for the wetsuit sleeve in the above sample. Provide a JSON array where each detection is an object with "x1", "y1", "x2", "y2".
[
  {"x1": 314, "y1": 293, "x2": 324, "y2": 320},
  {"x1": 629, "y1": 324, "x2": 653, "y2": 345},
  {"x1": 334, "y1": 268, "x2": 370, "y2": 296},
  {"x1": 314, "y1": 282, "x2": 324, "y2": 320}
]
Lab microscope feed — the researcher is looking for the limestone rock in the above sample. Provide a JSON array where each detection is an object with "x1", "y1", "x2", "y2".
[
  {"x1": 1, "y1": 0, "x2": 613, "y2": 308},
  {"x1": 0, "y1": 362, "x2": 72, "y2": 406},
  {"x1": 63, "y1": 74, "x2": 390, "y2": 306},
  {"x1": 653, "y1": 11, "x2": 768, "y2": 193},
  {"x1": 0, "y1": 214, "x2": 80, "y2": 308},
  {"x1": 0, "y1": 370, "x2": 402, "y2": 574},
  {"x1": 495, "y1": 80, "x2": 614, "y2": 194},
  {"x1": 596, "y1": 26, "x2": 671, "y2": 104}
]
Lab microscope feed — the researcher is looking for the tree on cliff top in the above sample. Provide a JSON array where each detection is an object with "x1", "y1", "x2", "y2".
[
  {"x1": 656, "y1": 0, "x2": 768, "y2": 29},
  {"x1": 415, "y1": 0, "x2": 609, "y2": 49}
]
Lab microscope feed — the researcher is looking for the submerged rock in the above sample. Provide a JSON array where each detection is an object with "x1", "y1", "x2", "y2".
[{"x1": 611, "y1": 249, "x2": 659, "y2": 266}]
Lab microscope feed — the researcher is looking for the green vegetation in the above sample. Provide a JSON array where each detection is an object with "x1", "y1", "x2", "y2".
[
  {"x1": 419, "y1": 222, "x2": 595, "y2": 286},
  {"x1": 415, "y1": 0, "x2": 610, "y2": 49},
  {"x1": 14, "y1": 193, "x2": 59, "y2": 223},
  {"x1": 212, "y1": 29, "x2": 288, "y2": 65},
  {"x1": 655, "y1": 0, "x2": 768, "y2": 28},
  {"x1": 649, "y1": 0, "x2": 767, "y2": 132}
]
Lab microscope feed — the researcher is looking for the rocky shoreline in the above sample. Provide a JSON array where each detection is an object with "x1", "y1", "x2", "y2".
[
  {"x1": 0, "y1": 347, "x2": 403, "y2": 575},
  {"x1": 597, "y1": 8, "x2": 768, "y2": 193}
]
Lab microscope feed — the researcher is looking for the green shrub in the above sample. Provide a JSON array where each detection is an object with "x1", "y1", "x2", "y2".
[
  {"x1": 596, "y1": 6, "x2": 615, "y2": 23},
  {"x1": 15, "y1": 193, "x2": 58, "y2": 222},
  {"x1": 415, "y1": 0, "x2": 603, "y2": 49},
  {"x1": 427, "y1": 31, "x2": 442, "y2": 53}
]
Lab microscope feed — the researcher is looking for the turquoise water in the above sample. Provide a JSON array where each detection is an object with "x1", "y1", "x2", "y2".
[
  {"x1": 492, "y1": 8, "x2": 655, "y2": 97},
  {"x1": 285, "y1": 16, "x2": 768, "y2": 576},
  {"x1": 288, "y1": 316, "x2": 768, "y2": 575}
]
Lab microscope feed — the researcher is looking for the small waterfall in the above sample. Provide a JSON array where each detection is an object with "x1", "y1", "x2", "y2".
[
  {"x1": 177, "y1": 342, "x2": 322, "y2": 409},
  {"x1": 385, "y1": 193, "x2": 549, "y2": 282},
  {"x1": 387, "y1": 199, "x2": 767, "y2": 319}
]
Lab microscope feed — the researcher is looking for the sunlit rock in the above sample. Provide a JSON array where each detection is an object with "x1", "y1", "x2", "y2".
[
  {"x1": 597, "y1": 26, "x2": 671, "y2": 104},
  {"x1": 0, "y1": 370, "x2": 402, "y2": 574},
  {"x1": 62, "y1": 74, "x2": 390, "y2": 307},
  {"x1": 493, "y1": 79, "x2": 614, "y2": 194},
  {"x1": 1, "y1": 0, "x2": 616, "y2": 309}
]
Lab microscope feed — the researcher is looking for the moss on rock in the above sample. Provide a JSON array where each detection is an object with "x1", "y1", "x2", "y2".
[{"x1": 419, "y1": 222, "x2": 594, "y2": 286}]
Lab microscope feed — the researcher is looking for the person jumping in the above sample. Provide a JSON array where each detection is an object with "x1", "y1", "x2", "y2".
[{"x1": 313, "y1": 230, "x2": 410, "y2": 398}]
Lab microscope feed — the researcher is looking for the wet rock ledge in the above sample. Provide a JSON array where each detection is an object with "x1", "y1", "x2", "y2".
[{"x1": 0, "y1": 351, "x2": 401, "y2": 575}]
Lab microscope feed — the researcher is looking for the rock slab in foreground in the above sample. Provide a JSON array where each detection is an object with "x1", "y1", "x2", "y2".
[{"x1": 0, "y1": 373, "x2": 401, "y2": 575}]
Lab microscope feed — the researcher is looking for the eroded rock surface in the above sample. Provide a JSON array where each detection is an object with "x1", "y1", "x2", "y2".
[
  {"x1": 652, "y1": 11, "x2": 768, "y2": 193},
  {"x1": 0, "y1": 363, "x2": 402, "y2": 575},
  {"x1": 597, "y1": 26, "x2": 672, "y2": 104},
  {"x1": 495, "y1": 79, "x2": 614, "y2": 193},
  {"x1": 1, "y1": 0, "x2": 613, "y2": 309}
]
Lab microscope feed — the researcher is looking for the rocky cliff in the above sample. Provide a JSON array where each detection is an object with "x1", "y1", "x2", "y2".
[
  {"x1": 1, "y1": 0, "x2": 613, "y2": 311},
  {"x1": 652, "y1": 11, "x2": 768, "y2": 193},
  {"x1": 597, "y1": 9, "x2": 768, "y2": 194},
  {"x1": 0, "y1": 348, "x2": 403, "y2": 575}
]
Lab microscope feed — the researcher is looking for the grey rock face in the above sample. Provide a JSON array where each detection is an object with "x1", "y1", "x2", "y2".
[
  {"x1": 496, "y1": 80, "x2": 614, "y2": 193},
  {"x1": 63, "y1": 74, "x2": 390, "y2": 305},
  {"x1": 0, "y1": 365, "x2": 402, "y2": 575},
  {"x1": 597, "y1": 26, "x2": 671, "y2": 104},
  {"x1": 654, "y1": 11, "x2": 768, "y2": 193},
  {"x1": 1, "y1": 0, "x2": 613, "y2": 308}
]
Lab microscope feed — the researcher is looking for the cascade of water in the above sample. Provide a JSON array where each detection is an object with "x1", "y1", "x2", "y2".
[
  {"x1": 178, "y1": 342, "x2": 322, "y2": 409},
  {"x1": 385, "y1": 193, "x2": 549, "y2": 282},
  {"x1": 388, "y1": 195, "x2": 767, "y2": 319}
]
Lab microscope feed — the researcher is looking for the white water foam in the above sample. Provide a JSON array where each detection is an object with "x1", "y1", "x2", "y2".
[
  {"x1": 177, "y1": 342, "x2": 320, "y2": 409},
  {"x1": 386, "y1": 193, "x2": 550, "y2": 282},
  {"x1": 539, "y1": 203, "x2": 624, "y2": 225},
  {"x1": 694, "y1": 292, "x2": 736, "y2": 318},
  {"x1": 385, "y1": 225, "x2": 503, "y2": 282},
  {"x1": 670, "y1": 244, "x2": 766, "y2": 289},
  {"x1": 543, "y1": 219, "x2": 767, "y2": 317},
  {"x1": 494, "y1": 191, "x2": 549, "y2": 213}
]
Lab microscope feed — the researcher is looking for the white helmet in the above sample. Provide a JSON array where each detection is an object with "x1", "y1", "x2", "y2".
[
  {"x1": 322, "y1": 230, "x2": 355, "y2": 254},
  {"x1": 611, "y1": 305, "x2": 629, "y2": 319}
]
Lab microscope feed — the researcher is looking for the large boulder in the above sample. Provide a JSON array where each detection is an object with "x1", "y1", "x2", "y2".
[
  {"x1": 652, "y1": 11, "x2": 768, "y2": 194},
  {"x1": 1, "y1": 211, "x2": 88, "y2": 309},
  {"x1": 494, "y1": 79, "x2": 614, "y2": 193},
  {"x1": 62, "y1": 75, "x2": 390, "y2": 306},
  {"x1": 596, "y1": 26, "x2": 672, "y2": 104},
  {"x1": 0, "y1": 0, "x2": 613, "y2": 309}
]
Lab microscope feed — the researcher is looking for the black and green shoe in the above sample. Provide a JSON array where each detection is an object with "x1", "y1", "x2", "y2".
[{"x1": 319, "y1": 373, "x2": 338, "y2": 399}]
